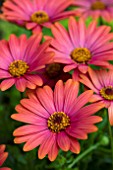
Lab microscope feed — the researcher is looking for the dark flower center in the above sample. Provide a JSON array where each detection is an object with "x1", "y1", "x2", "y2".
[
  {"x1": 46, "y1": 63, "x2": 62, "y2": 79},
  {"x1": 48, "y1": 112, "x2": 70, "y2": 133},
  {"x1": 100, "y1": 86, "x2": 113, "y2": 100},
  {"x1": 71, "y1": 48, "x2": 91, "y2": 63},
  {"x1": 9, "y1": 60, "x2": 29, "y2": 77},
  {"x1": 31, "y1": 11, "x2": 49, "y2": 24},
  {"x1": 91, "y1": 1, "x2": 106, "y2": 10}
]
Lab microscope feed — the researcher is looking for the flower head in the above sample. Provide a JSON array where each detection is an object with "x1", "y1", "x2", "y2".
[
  {"x1": 72, "y1": 0, "x2": 113, "y2": 22},
  {"x1": 38, "y1": 63, "x2": 71, "y2": 88},
  {"x1": 0, "y1": 34, "x2": 54, "y2": 92},
  {"x1": 45, "y1": 17, "x2": 113, "y2": 80},
  {"x1": 0, "y1": 144, "x2": 11, "y2": 170},
  {"x1": 2, "y1": 0, "x2": 77, "y2": 33},
  {"x1": 11, "y1": 79, "x2": 104, "y2": 161},
  {"x1": 80, "y1": 67, "x2": 113, "y2": 125}
]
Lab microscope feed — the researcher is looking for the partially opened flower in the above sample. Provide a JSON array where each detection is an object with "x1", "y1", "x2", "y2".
[
  {"x1": 11, "y1": 79, "x2": 104, "y2": 161},
  {"x1": 0, "y1": 144, "x2": 11, "y2": 170},
  {"x1": 80, "y1": 67, "x2": 113, "y2": 126},
  {"x1": 0, "y1": 34, "x2": 54, "y2": 92},
  {"x1": 2, "y1": 0, "x2": 77, "y2": 33},
  {"x1": 72, "y1": 0, "x2": 113, "y2": 22},
  {"x1": 45, "y1": 17, "x2": 113, "y2": 80},
  {"x1": 38, "y1": 63, "x2": 71, "y2": 88}
]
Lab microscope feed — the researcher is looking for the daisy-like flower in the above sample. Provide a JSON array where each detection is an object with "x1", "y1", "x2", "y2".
[
  {"x1": 0, "y1": 144, "x2": 11, "y2": 170},
  {"x1": 45, "y1": 17, "x2": 113, "y2": 80},
  {"x1": 38, "y1": 63, "x2": 71, "y2": 88},
  {"x1": 2, "y1": 0, "x2": 77, "y2": 33},
  {"x1": 80, "y1": 67, "x2": 113, "y2": 126},
  {"x1": 72, "y1": 0, "x2": 113, "y2": 22},
  {"x1": 0, "y1": 33, "x2": 54, "y2": 92},
  {"x1": 11, "y1": 79, "x2": 104, "y2": 161}
]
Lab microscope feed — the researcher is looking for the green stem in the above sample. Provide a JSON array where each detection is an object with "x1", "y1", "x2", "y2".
[
  {"x1": 108, "y1": 114, "x2": 113, "y2": 168},
  {"x1": 68, "y1": 142, "x2": 100, "y2": 168}
]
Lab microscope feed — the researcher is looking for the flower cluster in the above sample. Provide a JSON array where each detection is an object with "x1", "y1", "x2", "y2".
[{"x1": 0, "y1": 0, "x2": 113, "y2": 167}]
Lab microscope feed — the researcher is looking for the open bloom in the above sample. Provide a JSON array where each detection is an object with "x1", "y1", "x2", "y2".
[
  {"x1": 72, "y1": 0, "x2": 113, "y2": 22},
  {"x1": 38, "y1": 63, "x2": 71, "y2": 88},
  {"x1": 0, "y1": 144, "x2": 11, "y2": 170},
  {"x1": 2, "y1": 0, "x2": 77, "y2": 33},
  {"x1": 45, "y1": 17, "x2": 113, "y2": 80},
  {"x1": 11, "y1": 79, "x2": 104, "y2": 161},
  {"x1": 0, "y1": 34, "x2": 53, "y2": 92},
  {"x1": 80, "y1": 67, "x2": 113, "y2": 125}
]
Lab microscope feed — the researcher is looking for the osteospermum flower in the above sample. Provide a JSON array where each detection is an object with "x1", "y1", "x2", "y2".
[
  {"x1": 0, "y1": 144, "x2": 11, "y2": 170},
  {"x1": 38, "y1": 63, "x2": 71, "y2": 88},
  {"x1": 0, "y1": 33, "x2": 54, "y2": 92},
  {"x1": 80, "y1": 67, "x2": 113, "y2": 126},
  {"x1": 72, "y1": 0, "x2": 113, "y2": 22},
  {"x1": 45, "y1": 17, "x2": 113, "y2": 80},
  {"x1": 11, "y1": 79, "x2": 104, "y2": 161},
  {"x1": 2, "y1": 0, "x2": 77, "y2": 33}
]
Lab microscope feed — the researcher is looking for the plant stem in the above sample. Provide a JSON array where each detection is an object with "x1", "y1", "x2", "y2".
[
  {"x1": 107, "y1": 113, "x2": 113, "y2": 169},
  {"x1": 68, "y1": 142, "x2": 100, "y2": 168}
]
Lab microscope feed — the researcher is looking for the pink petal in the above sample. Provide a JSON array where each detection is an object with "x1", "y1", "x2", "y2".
[
  {"x1": 70, "y1": 138, "x2": 80, "y2": 154},
  {"x1": 54, "y1": 80, "x2": 64, "y2": 111},
  {"x1": 13, "y1": 125, "x2": 47, "y2": 136},
  {"x1": 20, "y1": 98, "x2": 50, "y2": 118},
  {"x1": 0, "y1": 69, "x2": 12, "y2": 78},
  {"x1": 38, "y1": 132, "x2": 56, "y2": 159},
  {"x1": 89, "y1": 94, "x2": 102, "y2": 102},
  {"x1": 25, "y1": 74, "x2": 43, "y2": 86},
  {"x1": 9, "y1": 34, "x2": 20, "y2": 60},
  {"x1": 48, "y1": 139, "x2": 59, "y2": 161},
  {"x1": 88, "y1": 67, "x2": 103, "y2": 89},
  {"x1": 80, "y1": 74, "x2": 99, "y2": 93},
  {"x1": 63, "y1": 63, "x2": 77, "y2": 72},
  {"x1": 108, "y1": 103, "x2": 113, "y2": 126},
  {"x1": 23, "y1": 130, "x2": 49, "y2": 151},
  {"x1": 64, "y1": 79, "x2": 79, "y2": 114},
  {"x1": 0, "y1": 152, "x2": 8, "y2": 166},
  {"x1": 78, "y1": 64, "x2": 88, "y2": 74},
  {"x1": 36, "y1": 86, "x2": 56, "y2": 114},
  {"x1": 57, "y1": 131, "x2": 70, "y2": 151},
  {"x1": 68, "y1": 90, "x2": 93, "y2": 116},
  {"x1": 1, "y1": 78, "x2": 15, "y2": 91},
  {"x1": 15, "y1": 77, "x2": 27, "y2": 92}
]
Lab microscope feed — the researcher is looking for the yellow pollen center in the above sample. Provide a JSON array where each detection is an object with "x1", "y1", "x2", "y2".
[
  {"x1": 31, "y1": 11, "x2": 49, "y2": 24},
  {"x1": 91, "y1": 1, "x2": 106, "y2": 10},
  {"x1": 9, "y1": 60, "x2": 29, "y2": 77},
  {"x1": 48, "y1": 112, "x2": 70, "y2": 133},
  {"x1": 100, "y1": 86, "x2": 113, "y2": 100},
  {"x1": 46, "y1": 63, "x2": 61, "y2": 79},
  {"x1": 71, "y1": 48, "x2": 91, "y2": 63}
]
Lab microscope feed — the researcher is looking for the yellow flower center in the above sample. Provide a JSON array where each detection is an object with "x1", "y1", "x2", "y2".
[
  {"x1": 91, "y1": 1, "x2": 106, "y2": 10},
  {"x1": 46, "y1": 63, "x2": 61, "y2": 79},
  {"x1": 48, "y1": 112, "x2": 70, "y2": 133},
  {"x1": 31, "y1": 11, "x2": 49, "y2": 24},
  {"x1": 100, "y1": 86, "x2": 113, "y2": 100},
  {"x1": 71, "y1": 48, "x2": 91, "y2": 63},
  {"x1": 9, "y1": 60, "x2": 29, "y2": 77}
]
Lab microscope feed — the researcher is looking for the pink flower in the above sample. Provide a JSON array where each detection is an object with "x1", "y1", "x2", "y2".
[
  {"x1": 0, "y1": 33, "x2": 54, "y2": 92},
  {"x1": 80, "y1": 67, "x2": 113, "y2": 125},
  {"x1": 2, "y1": 0, "x2": 77, "y2": 33},
  {"x1": 11, "y1": 79, "x2": 104, "y2": 161},
  {"x1": 72, "y1": 0, "x2": 113, "y2": 22},
  {"x1": 45, "y1": 17, "x2": 113, "y2": 81},
  {"x1": 0, "y1": 144, "x2": 11, "y2": 170},
  {"x1": 38, "y1": 63, "x2": 71, "y2": 88}
]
